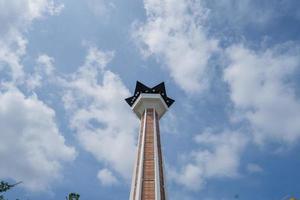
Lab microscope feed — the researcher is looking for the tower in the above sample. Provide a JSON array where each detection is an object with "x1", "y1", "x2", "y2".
[{"x1": 125, "y1": 81, "x2": 174, "y2": 200}]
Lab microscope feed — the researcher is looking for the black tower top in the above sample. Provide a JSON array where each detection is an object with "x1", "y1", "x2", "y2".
[{"x1": 125, "y1": 81, "x2": 175, "y2": 107}]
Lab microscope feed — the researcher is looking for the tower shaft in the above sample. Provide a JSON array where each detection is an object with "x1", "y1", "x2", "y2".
[
  {"x1": 126, "y1": 82, "x2": 174, "y2": 200},
  {"x1": 130, "y1": 108, "x2": 166, "y2": 200}
]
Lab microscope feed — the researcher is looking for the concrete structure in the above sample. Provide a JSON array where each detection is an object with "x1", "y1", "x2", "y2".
[{"x1": 125, "y1": 81, "x2": 174, "y2": 200}]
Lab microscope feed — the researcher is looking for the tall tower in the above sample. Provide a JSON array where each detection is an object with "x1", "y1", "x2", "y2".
[{"x1": 125, "y1": 81, "x2": 174, "y2": 200}]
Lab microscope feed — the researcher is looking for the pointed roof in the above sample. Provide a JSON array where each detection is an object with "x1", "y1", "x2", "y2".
[{"x1": 125, "y1": 81, "x2": 175, "y2": 107}]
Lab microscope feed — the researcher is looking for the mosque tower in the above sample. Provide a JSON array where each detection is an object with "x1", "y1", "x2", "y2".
[{"x1": 125, "y1": 81, "x2": 174, "y2": 200}]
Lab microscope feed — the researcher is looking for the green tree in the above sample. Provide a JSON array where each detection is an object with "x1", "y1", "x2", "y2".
[
  {"x1": 0, "y1": 181, "x2": 22, "y2": 200},
  {"x1": 67, "y1": 193, "x2": 80, "y2": 200}
]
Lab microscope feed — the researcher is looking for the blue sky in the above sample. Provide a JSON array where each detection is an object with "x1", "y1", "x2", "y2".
[{"x1": 1, "y1": 0, "x2": 300, "y2": 200}]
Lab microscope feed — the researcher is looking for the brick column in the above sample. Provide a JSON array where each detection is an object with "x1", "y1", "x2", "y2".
[
  {"x1": 142, "y1": 108, "x2": 155, "y2": 199},
  {"x1": 130, "y1": 108, "x2": 166, "y2": 200}
]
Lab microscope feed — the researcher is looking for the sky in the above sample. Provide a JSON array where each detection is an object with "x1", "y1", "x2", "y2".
[{"x1": 1, "y1": 0, "x2": 300, "y2": 199}]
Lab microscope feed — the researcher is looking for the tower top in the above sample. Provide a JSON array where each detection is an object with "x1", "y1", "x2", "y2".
[{"x1": 125, "y1": 81, "x2": 175, "y2": 119}]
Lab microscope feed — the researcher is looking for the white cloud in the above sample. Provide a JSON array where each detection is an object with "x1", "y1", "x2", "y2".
[
  {"x1": 171, "y1": 131, "x2": 248, "y2": 190},
  {"x1": 0, "y1": 0, "x2": 76, "y2": 192},
  {"x1": 47, "y1": 1, "x2": 64, "y2": 16},
  {"x1": 246, "y1": 163, "x2": 263, "y2": 173},
  {"x1": 0, "y1": 0, "x2": 64, "y2": 34},
  {"x1": 171, "y1": 164, "x2": 204, "y2": 191},
  {"x1": 0, "y1": 31, "x2": 27, "y2": 83},
  {"x1": 86, "y1": 0, "x2": 115, "y2": 18},
  {"x1": 0, "y1": 0, "x2": 64, "y2": 83},
  {"x1": 224, "y1": 44, "x2": 300, "y2": 145},
  {"x1": 133, "y1": 0, "x2": 219, "y2": 93},
  {"x1": 160, "y1": 109, "x2": 179, "y2": 134},
  {"x1": 203, "y1": 0, "x2": 300, "y2": 29},
  {"x1": 62, "y1": 47, "x2": 138, "y2": 182},
  {"x1": 26, "y1": 54, "x2": 55, "y2": 90},
  {"x1": 97, "y1": 168, "x2": 118, "y2": 186},
  {"x1": 0, "y1": 87, "x2": 76, "y2": 191},
  {"x1": 203, "y1": 0, "x2": 275, "y2": 28},
  {"x1": 36, "y1": 54, "x2": 55, "y2": 76}
]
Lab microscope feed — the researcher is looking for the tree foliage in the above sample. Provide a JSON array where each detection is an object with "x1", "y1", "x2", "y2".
[
  {"x1": 67, "y1": 193, "x2": 80, "y2": 200},
  {"x1": 1, "y1": 180, "x2": 81, "y2": 200},
  {"x1": 0, "y1": 181, "x2": 22, "y2": 200}
]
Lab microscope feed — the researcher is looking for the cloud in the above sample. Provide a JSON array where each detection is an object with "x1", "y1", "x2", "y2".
[
  {"x1": 133, "y1": 0, "x2": 300, "y2": 194},
  {"x1": 62, "y1": 47, "x2": 138, "y2": 182},
  {"x1": 203, "y1": 0, "x2": 274, "y2": 28},
  {"x1": 97, "y1": 168, "x2": 118, "y2": 186},
  {"x1": 224, "y1": 43, "x2": 300, "y2": 145},
  {"x1": 0, "y1": 0, "x2": 60, "y2": 36},
  {"x1": 203, "y1": 0, "x2": 300, "y2": 29},
  {"x1": 246, "y1": 163, "x2": 263, "y2": 173},
  {"x1": 171, "y1": 131, "x2": 248, "y2": 190},
  {"x1": 160, "y1": 109, "x2": 179, "y2": 134},
  {"x1": 0, "y1": 0, "x2": 64, "y2": 83},
  {"x1": 0, "y1": 87, "x2": 76, "y2": 191},
  {"x1": 47, "y1": 1, "x2": 64, "y2": 16},
  {"x1": 86, "y1": 0, "x2": 115, "y2": 18},
  {"x1": 0, "y1": 0, "x2": 75, "y2": 192},
  {"x1": 26, "y1": 54, "x2": 55, "y2": 90},
  {"x1": 133, "y1": 0, "x2": 219, "y2": 93}
]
